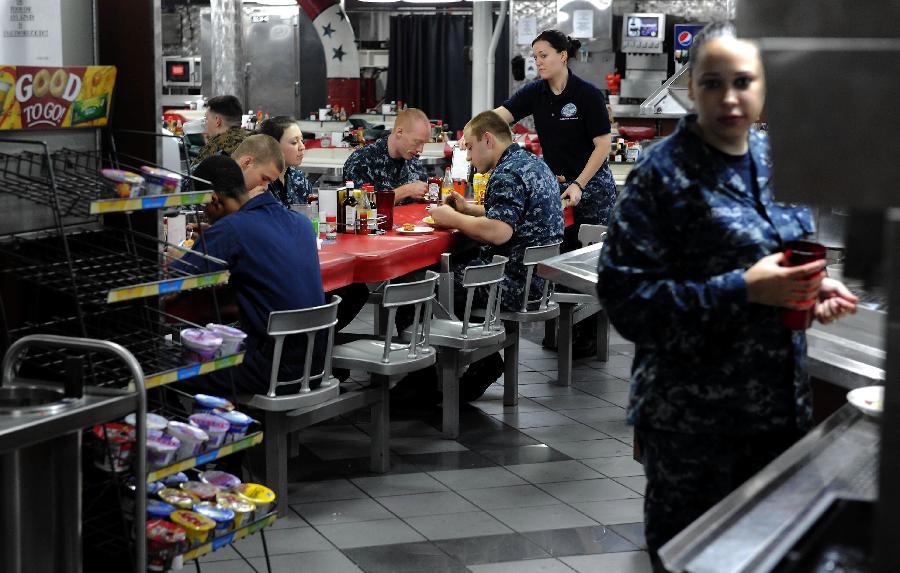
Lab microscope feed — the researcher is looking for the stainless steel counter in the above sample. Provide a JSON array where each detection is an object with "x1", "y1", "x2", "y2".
[
  {"x1": 807, "y1": 306, "x2": 885, "y2": 389},
  {"x1": 536, "y1": 242, "x2": 602, "y2": 296}
]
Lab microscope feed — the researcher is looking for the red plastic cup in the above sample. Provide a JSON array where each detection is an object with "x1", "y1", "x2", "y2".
[
  {"x1": 780, "y1": 240, "x2": 826, "y2": 330},
  {"x1": 376, "y1": 190, "x2": 395, "y2": 231}
]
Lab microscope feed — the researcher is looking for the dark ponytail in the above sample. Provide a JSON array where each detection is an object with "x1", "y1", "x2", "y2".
[{"x1": 532, "y1": 29, "x2": 580, "y2": 64}]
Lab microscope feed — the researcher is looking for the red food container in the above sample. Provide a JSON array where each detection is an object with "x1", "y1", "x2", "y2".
[{"x1": 780, "y1": 240, "x2": 826, "y2": 330}]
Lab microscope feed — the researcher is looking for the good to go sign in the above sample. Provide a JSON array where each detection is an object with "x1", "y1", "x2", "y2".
[{"x1": 0, "y1": 65, "x2": 117, "y2": 130}]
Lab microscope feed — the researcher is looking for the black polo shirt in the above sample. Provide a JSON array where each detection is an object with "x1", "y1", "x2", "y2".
[{"x1": 502, "y1": 71, "x2": 610, "y2": 180}]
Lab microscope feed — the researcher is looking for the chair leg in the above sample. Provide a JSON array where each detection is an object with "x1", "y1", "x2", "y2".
[
  {"x1": 544, "y1": 318, "x2": 557, "y2": 348},
  {"x1": 503, "y1": 322, "x2": 519, "y2": 407},
  {"x1": 556, "y1": 304, "x2": 575, "y2": 387},
  {"x1": 596, "y1": 309, "x2": 610, "y2": 362},
  {"x1": 369, "y1": 374, "x2": 390, "y2": 473},
  {"x1": 263, "y1": 411, "x2": 289, "y2": 517},
  {"x1": 439, "y1": 350, "x2": 460, "y2": 439}
]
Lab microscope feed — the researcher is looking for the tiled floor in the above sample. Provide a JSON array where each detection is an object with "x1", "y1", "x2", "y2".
[{"x1": 198, "y1": 308, "x2": 649, "y2": 573}]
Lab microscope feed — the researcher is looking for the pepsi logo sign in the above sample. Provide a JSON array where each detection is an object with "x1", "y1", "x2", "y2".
[{"x1": 678, "y1": 31, "x2": 693, "y2": 46}]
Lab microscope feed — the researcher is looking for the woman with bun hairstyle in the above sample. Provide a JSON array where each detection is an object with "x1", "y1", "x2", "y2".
[
  {"x1": 256, "y1": 115, "x2": 314, "y2": 208},
  {"x1": 494, "y1": 29, "x2": 616, "y2": 229}
]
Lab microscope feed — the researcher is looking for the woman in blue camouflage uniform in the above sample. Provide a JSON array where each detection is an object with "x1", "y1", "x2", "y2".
[
  {"x1": 257, "y1": 116, "x2": 314, "y2": 208},
  {"x1": 596, "y1": 22, "x2": 858, "y2": 571}
]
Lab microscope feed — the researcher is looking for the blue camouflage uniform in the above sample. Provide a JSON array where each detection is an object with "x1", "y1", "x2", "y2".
[
  {"x1": 596, "y1": 115, "x2": 814, "y2": 557},
  {"x1": 455, "y1": 144, "x2": 564, "y2": 311},
  {"x1": 268, "y1": 166, "x2": 314, "y2": 208},
  {"x1": 342, "y1": 136, "x2": 426, "y2": 194}
]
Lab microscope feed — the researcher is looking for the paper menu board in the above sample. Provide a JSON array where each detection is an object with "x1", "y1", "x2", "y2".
[
  {"x1": 0, "y1": 65, "x2": 117, "y2": 130},
  {"x1": 0, "y1": 0, "x2": 62, "y2": 66}
]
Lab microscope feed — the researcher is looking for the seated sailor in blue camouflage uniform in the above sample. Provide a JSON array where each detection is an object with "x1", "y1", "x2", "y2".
[
  {"x1": 342, "y1": 108, "x2": 430, "y2": 204},
  {"x1": 257, "y1": 116, "x2": 315, "y2": 208},
  {"x1": 430, "y1": 110, "x2": 564, "y2": 400},
  {"x1": 595, "y1": 22, "x2": 858, "y2": 572}
]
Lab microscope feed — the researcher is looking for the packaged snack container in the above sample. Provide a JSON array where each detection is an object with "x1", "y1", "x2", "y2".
[
  {"x1": 92, "y1": 422, "x2": 134, "y2": 472},
  {"x1": 147, "y1": 499, "x2": 178, "y2": 520},
  {"x1": 235, "y1": 483, "x2": 276, "y2": 519},
  {"x1": 188, "y1": 413, "x2": 230, "y2": 450},
  {"x1": 199, "y1": 470, "x2": 241, "y2": 491},
  {"x1": 124, "y1": 412, "x2": 168, "y2": 432},
  {"x1": 212, "y1": 409, "x2": 254, "y2": 443},
  {"x1": 166, "y1": 420, "x2": 209, "y2": 459},
  {"x1": 140, "y1": 166, "x2": 183, "y2": 195},
  {"x1": 159, "y1": 487, "x2": 199, "y2": 510},
  {"x1": 102, "y1": 168, "x2": 145, "y2": 198},
  {"x1": 146, "y1": 429, "x2": 180, "y2": 469},
  {"x1": 169, "y1": 510, "x2": 216, "y2": 546},
  {"x1": 147, "y1": 481, "x2": 165, "y2": 495},
  {"x1": 193, "y1": 393, "x2": 234, "y2": 414},
  {"x1": 162, "y1": 472, "x2": 189, "y2": 487},
  {"x1": 216, "y1": 492, "x2": 256, "y2": 529},
  {"x1": 146, "y1": 519, "x2": 187, "y2": 571},
  {"x1": 180, "y1": 328, "x2": 223, "y2": 363},
  {"x1": 205, "y1": 323, "x2": 248, "y2": 356},
  {"x1": 181, "y1": 480, "x2": 221, "y2": 502},
  {"x1": 193, "y1": 501, "x2": 235, "y2": 538}
]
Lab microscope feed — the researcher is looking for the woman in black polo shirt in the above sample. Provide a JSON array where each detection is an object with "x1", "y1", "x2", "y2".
[{"x1": 494, "y1": 29, "x2": 616, "y2": 228}]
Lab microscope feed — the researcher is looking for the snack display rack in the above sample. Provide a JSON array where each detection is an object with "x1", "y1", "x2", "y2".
[{"x1": 0, "y1": 133, "x2": 277, "y2": 572}]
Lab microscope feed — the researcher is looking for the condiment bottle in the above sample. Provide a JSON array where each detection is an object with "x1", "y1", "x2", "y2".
[
  {"x1": 343, "y1": 184, "x2": 358, "y2": 234},
  {"x1": 441, "y1": 167, "x2": 453, "y2": 204},
  {"x1": 357, "y1": 189, "x2": 370, "y2": 235},
  {"x1": 325, "y1": 214, "x2": 337, "y2": 240}
]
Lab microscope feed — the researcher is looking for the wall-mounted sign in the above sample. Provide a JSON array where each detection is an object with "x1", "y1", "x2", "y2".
[
  {"x1": 0, "y1": 0, "x2": 62, "y2": 65},
  {"x1": 0, "y1": 65, "x2": 117, "y2": 130}
]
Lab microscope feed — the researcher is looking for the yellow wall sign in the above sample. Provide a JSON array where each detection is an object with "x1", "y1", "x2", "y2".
[{"x1": 0, "y1": 65, "x2": 116, "y2": 130}]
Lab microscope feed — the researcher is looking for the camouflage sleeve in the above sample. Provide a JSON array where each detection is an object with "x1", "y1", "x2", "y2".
[
  {"x1": 406, "y1": 158, "x2": 427, "y2": 183},
  {"x1": 341, "y1": 148, "x2": 369, "y2": 189},
  {"x1": 287, "y1": 168, "x2": 314, "y2": 204},
  {"x1": 484, "y1": 171, "x2": 524, "y2": 229},
  {"x1": 596, "y1": 165, "x2": 748, "y2": 346},
  {"x1": 191, "y1": 139, "x2": 218, "y2": 167}
]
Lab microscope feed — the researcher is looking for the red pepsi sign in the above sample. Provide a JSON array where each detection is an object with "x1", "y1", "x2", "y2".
[{"x1": 674, "y1": 24, "x2": 705, "y2": 50}]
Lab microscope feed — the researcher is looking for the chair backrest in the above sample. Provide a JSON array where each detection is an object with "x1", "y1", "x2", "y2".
[
  {"x1": 380, "y1": 271, "x2": 438, "y2": 363},
  {"x1": 578, "y1": 224, "x2": 608, "y2": 246},
  {"x1": 459, "y1": 255, "x2": 508, "y2": 338},
  {"x1": 264, "y1": 295, "x2": 341, "y2": 398},
  {"x1": 519, "y1": 241, "x2": 562, "y2": 312}
]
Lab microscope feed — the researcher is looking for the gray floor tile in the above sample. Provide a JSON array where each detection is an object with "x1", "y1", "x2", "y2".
[
  {"x1": 404, "y1": 510, "x2": 513, "y2": 540},
  {"x1": 458, "y1": 484, "x2": 561, "y2": 510},
  {"x1": 488, "y1": 504, "x2": 597, "y2": 532},
  {"x1": 515, "y1": 371, "x2": 555, "y2": 385},
  {"x1": 567, "y1": 369, "x2": 623, "y2": 383},
  {"x1": 557, "y1": 407, "x2": 627, "y2": 425},
  {"x1": 581, "y1": 456, "x2": 644, "y2": 479},
  {"x1": 351, "y1": 472, "x2": 449, "y2": 497},
  {"x1": 344, "y1": 541, "x2": 469, "y2": 573},
  {"x1": 539, "y1": 478, "x2": 640, "y2": 503},
  {"x1": 520, "y1": 424, "x2": 610, "y2": 445},
  {"x1": 435, "y1": 532, "x2": 550, "y2": 565},
  {"x1": 585, "y1": 420, "x2": 634, "y2": 439},
  {"x1": 292, "y1": 497, "x2": 394, "y2": 525},
  {"x1": 477, "y1": 444, "x2": 572, "y2": 466},
  {"x1": 357, "y1": 419, "x2": 442, "y2": 438},
  {"x1": 429, "y1": 467, "x2": 527, "y2": 490},
  {"x1": 523, "y1": 525, "x2": 639, "y2": 557},
  {"x1": 571, "y1": 379, "x2": 630, "y2": 395},
  {"x1": 549, "y1": 439, "x2": 632, "y2": 460},
  {"x1": 467, "y1": 558, "x2": 575, "y2": 573},
  {"x1": 197, "y1": 545, "x2": 239, "y2": 563},
  {"x1": 517, "y1": 384, "x2": 591, "y2": 398},
  {"x1": 390, "y1": 437, "x2": 470, "y2": 455},
  {"x1": 225, "y1": 526, "x2": 332, "y2": 558},
  {"x1": 614, "y1": 475, "x2": 648, "y2": 495},
  {"x1": 316, "y1": 518, "x2": 426, "y2": 549},
  {"x1": 287, "y1": 478, "x2": 368, "y2": 504},
  {"x1": 297, "y1": 424, "x2": 371, "y2": 443},
  {"x1": 594, "y1": 391, "x2": 631, "y2": 408},
  {"x1": 472, "y1": 398, "x2": 551, "y2": 415},
  {"x1": 619, "y1": 435, "x2": 636, "y2": 446},
  {"x1": 304, "y1": 439, "x2": 372, "y2": 460},
  {"x1": 376, "y1": 491, "x2": 480, "y2": 517},
  {"x1": 231, "y1": 550, "x2": 363, "y2": 572},
  {"x1": 268, "y1": 508, "x2": 312, "y2": 530},
  {"x1": 571, "y1": 499, "x2": 645, "y2": 525},
  {"x1": 492, "y1": 411, "x2": 579, "y2": 429},
  {"x1": 400, "y1": 450, "x2": 498, "y2": 472},
  {"x1": 531, "y1": 395, "x2": 614, "y2": 411},
  {"x1": 561, "y1": 551, "x2": 653, "y2": 573},
  {"x1": 609, "y1": 523, "x2": 648, "y2": 550},
  {"x1": 505, "y1": 460, "x2": 604, "y2": 484}
]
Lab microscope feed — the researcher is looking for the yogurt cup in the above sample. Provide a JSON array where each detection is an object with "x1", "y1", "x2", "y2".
[
  {"x1": 180, "y1": 328, "x2": 223, "y2": 363},
  {"x1": 235, "y1": 483, "x2": 276, "y2": 519},
  {"x1": 162, "y1": 472, "x2": 189, "y2": 487},
  {"x1": 166, "y1": 421, "x2": 209, "y2": 459},
  {"x1": 212, "y1": 409, "x2": 254, "y2": 443},
  {"x1": 146, "y1": 519, "x2": 187, "y2": 571},
  {"x1": 199, "y1": 470, "x2": 242, "y2": 491},
  {"x1": 147, "y1": 480, "x2": 166, "y2": 495},
  {"x1": 193, "y1": 502, "x2": 235, "y2": 538},
  {"x1": 146, "y1": 429, "x2": 180, "y2": 469},
  {"x1": 140, "y1": 166, "x2": 183, "y2": 195},
  {"x1": 124, "y1": 412, "x2": 168, "y2": 432},
  {"x1": 101, "y1": 168, "x2": 145, "y2": 198},
  {"x1": 188, "y1": 413, "x2": 230, "y2": 450},
  {"x1": 216, "y1": 492, "x2": 256, "y2": 529},
  {"x1": 169, "y1": 510, "x2": 216, "y2": 546},
  {"x1": 92, "y1": 422, "x2": 134, "y2": 473},
  {"x1": 159, "y1": 487, "x2": 199, "y2": 510},
  {"x1": 205, "y1": 323, "x2": 248, "y2": 356},
  {"x1": 193, "y1": 393, "x2": 234, "y2": 414},
  {"x1": 181, "y1": 480, "x2": 221, "y2": 502},
  {"x1": 147, "y1": 499, "x2": 177, "y2": 520}
]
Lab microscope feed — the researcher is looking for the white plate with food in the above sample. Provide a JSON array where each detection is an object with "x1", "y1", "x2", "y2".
[
  {"x1": 846, "y1": 385, "x2": 884, "y2": 418},
  {"x1": 397, "y1": 224, "x2": 433, "y2": 235}
]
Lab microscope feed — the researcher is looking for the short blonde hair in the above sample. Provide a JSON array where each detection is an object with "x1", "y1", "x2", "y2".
[
  {"x1": 395, "y1": 108, "x2": 430, "y2": 130},
  {"x1": 233, "y1": 134, "x2": 285, "y2": 172},
  {"x1": 464, "y1": 111, "x2": 512, "y2": 143}
]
